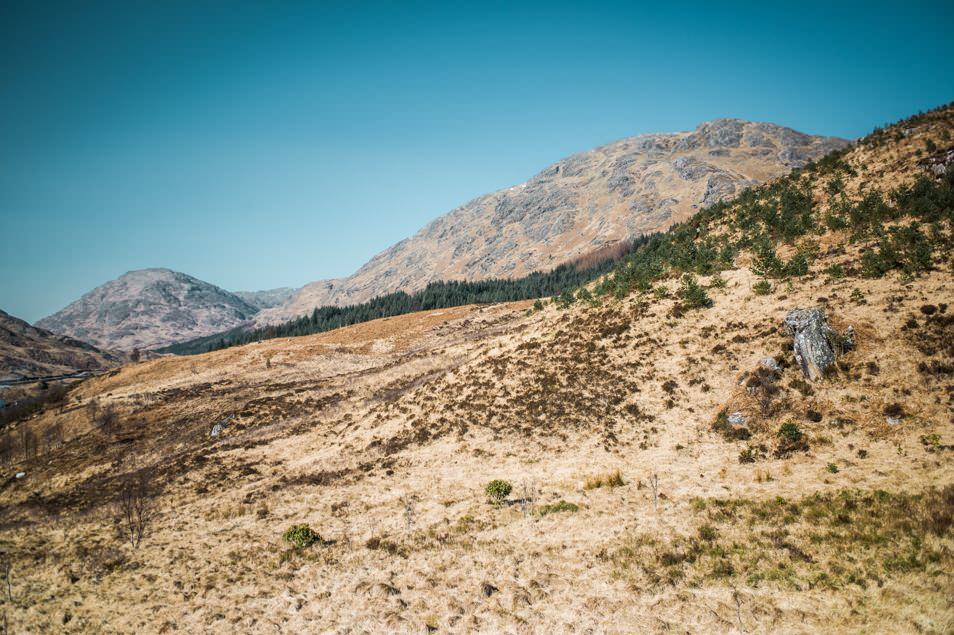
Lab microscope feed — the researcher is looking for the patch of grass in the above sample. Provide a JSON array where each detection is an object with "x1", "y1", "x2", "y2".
[
  {"x1": 584, "y1": 470, "x2": 625, "y2": 490},
  {"x1": 536, "y1": 500, "x2": 579, "y2": 516},
  {"x1": 608, "y1": 486, "x2": 954, "y2": 591}
]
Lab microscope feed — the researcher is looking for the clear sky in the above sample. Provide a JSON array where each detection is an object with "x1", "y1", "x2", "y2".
[{"x1": 2, "y1": 0, "x2": 952, "y2": 323}]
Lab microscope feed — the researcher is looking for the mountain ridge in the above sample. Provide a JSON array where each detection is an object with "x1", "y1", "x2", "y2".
[{"x1": 257, "y1": 118, "x2": 849, "y2": 324}]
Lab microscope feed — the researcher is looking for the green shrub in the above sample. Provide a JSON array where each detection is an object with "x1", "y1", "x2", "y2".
[
  {"x1": 823, "y1": 263, "x2": 845, "y2": 279},
  {"x1": 779, "y1": 422, "x2": 803, "y2": 443},
  {"x1": 485, "y1": 479, "x2": 512, "y2": 504},
  {"x1": 677, "y1": 274, "x2": 712, "y2": 309},
  {"x1": 849, "y1": 288, "x2": 866, "y2": 304},
  {"x1": 282, "y1": 524, "x2": 320, "y2": 549},
  {"x1": 752, "y1": 280, "x2": 772, "y2": 296},
  {"x1": 775, "y1": 422, "x2": 810, "y2": 458},
  {"x1": 784, "y1": 252, "x2": 810, "y2": 277},
  {"x1": 826, "y1": 463, "x2": 840, "y2": 474}
]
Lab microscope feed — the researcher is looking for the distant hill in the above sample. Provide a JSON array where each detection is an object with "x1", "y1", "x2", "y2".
[
  {"x1": 36, "y1": 269, "x2": 259, "y2": 351},
  {"x1": 0, "y1": 309, "x2": 121, "y2": 381},
  {"x1": 257, "y1": 118, "x2": 849, "y2": 323}
]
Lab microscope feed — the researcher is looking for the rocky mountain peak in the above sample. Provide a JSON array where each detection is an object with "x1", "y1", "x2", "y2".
[{"x1": 36, "y1": 269, "x2": 259, "y2": 351}]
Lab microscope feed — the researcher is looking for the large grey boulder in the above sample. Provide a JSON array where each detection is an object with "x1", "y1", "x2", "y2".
[{"x1": 784, "y1": 308, "x2": 852, "y2": 381}]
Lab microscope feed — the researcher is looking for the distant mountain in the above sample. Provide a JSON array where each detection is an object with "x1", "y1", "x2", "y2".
[
  {"x1": 233, "y1": 287, "x2": 296, "y2": 310},
  {"x1": 0, "y1": 309, "x2": 121, "y2": 381},
  {"x1": 36, "y1": 269, "x2": 259, "y2": 351},
  {"x1": 257, "y1": 118, "x2": 850, "y2": 324}
]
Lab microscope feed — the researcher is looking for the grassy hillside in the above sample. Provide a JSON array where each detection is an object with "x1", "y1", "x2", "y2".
[{"x1": 0, "y1": 102, "x2": 952, "y2": 634}]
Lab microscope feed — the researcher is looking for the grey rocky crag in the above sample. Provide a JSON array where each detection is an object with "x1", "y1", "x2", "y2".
[
  {"x1": 37, "y1": 269, "x2": 259, "y2": 352},
  {"x1": 784, "y1": 308, "x2": 854, "y2": 381},
  {"x1": 259, "y1": 119, "x2": 849, "y2": 324}
]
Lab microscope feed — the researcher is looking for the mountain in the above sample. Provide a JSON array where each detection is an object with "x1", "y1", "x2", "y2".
[
  {"x1": 0, "y1": 309, "x2": 121, "y2": 381},
  {"x1": 258, "y1": 118, "x2": 849, "y2": 324},
  {"x1": 233, "y1": 287, "x2": 296, "y2": 310},
  {"x1": 36, "y1": 269, "x2": 259, "y2": 351}
]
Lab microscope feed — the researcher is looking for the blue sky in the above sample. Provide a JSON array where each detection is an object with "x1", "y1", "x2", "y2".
[{"x1": 2, "y1": 0, "x2": 952, "y2": 323}]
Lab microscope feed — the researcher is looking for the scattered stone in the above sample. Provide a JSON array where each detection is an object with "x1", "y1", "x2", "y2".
[
  {"x1": 728, "y1": 412, "x2": 747, "y2": 426},
  {"x1": 15, "y1": 471, "x2": 25, "y2": 479},
  {"x1": 210, "y1": 423, "x2": 223, "y2": 438},
  {"x1": 758, "y1": 356, "x2": 781, "y2": 373},
  {"x1": 886, "y1": 416, "x2": 902, "y2": 426},
  {"x1": 480, "y1": 582, "x2": 499, "y2": 598}
]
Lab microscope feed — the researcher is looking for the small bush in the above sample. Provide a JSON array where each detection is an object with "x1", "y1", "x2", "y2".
[
  {"x1": 282, "y1": 524, "x2": 320, "y2": 549},
  {"x1": 824, "y1": 263, "x2": 845, "y2": 279},
  {"x1": 849, "y1": 288, "x2": 866, "y2": 304},
  {"x1": 677, "y1": 274, "x2": 713, "y2": 309},
  {"x1": 775, "y1": 421, "x2": 810, "y2": 458},
  {"x1": 826, "y1": 463, "x2": 840, "y2": 474},
  {"x1": 752, "y1": 280, "x2": 773, "y2": 296},
  {"x1": 485, "y1": 479, "x2": 512, "y2": 504}
]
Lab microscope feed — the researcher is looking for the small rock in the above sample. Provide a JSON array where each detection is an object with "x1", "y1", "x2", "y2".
[
  {"x1": 759, "y1": 356, "x2": 781, "y2": 372},
  {"x1": 728, "y1": 412, "x2": 747, "y2": 426},
  {"x1": 886, "y1": 416, "x2": 902, "y2": 426},
  {"x1": 480, "y1": 582, "x2": 499, "y2": 598},
  {"x1": 210, "y1": 423, "x2": 223, "y2": 438},
  {"x1": 15, "y1": 472, "x2": 25, "y2": 479}
]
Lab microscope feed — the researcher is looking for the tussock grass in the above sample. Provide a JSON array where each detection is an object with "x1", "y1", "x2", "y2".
[{"x1": 609, "y1": 486, "x2": 954, "y2": 590}]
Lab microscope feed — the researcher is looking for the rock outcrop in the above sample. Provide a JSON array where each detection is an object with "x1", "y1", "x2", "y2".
[{"x1": 784, "y1": 308, "x2": 853, "y2": 381}]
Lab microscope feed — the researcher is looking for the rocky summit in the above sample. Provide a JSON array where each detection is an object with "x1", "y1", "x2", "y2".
[
  {"x1": 36, "y1": 269, "x2": 259, "y2": 352},
  {"x1": 259, "y1": 119, "x2": 849, "y2": 324}
]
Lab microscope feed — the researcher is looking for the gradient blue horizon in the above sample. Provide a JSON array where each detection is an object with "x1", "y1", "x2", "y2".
[{"x1": 2, "y1": 0, "x2": 953, "y2": 323}]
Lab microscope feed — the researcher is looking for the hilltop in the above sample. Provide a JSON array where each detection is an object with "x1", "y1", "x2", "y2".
[{"x1": 36, "y1": 269, "x2": 260, "y2": 352}]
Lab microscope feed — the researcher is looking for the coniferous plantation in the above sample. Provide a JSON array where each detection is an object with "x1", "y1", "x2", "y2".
[{"x1": 159, "y1": 236, "x2": 651, "y2": 354}]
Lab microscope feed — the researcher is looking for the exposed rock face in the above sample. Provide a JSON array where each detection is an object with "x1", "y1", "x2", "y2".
[
  {"x1": 0, "y1": 309, "x2": 121, "y2": 381},
  {"x1": 784, "y1": 308, "x2": 852, "y2": 381},
  {"x1": 36, "y1": 269, "x2": 259, "y2": 351},
  {"x1": 260, "y1": 119, "x2": 849, "y2": 324}
]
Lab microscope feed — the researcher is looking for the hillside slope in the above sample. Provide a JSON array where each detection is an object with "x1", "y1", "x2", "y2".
[
  {"x1": 36, "y1": 269, "x2": 260, "y2": 352},
  {"x1": 259, "y1": 119, "x2": 848, "y2": 323},
  {"x1": 1, "y1": 104, "x2": 952, "y2": 634},
  {"x1": 0, "y1": 309, "x2": 121, "y2": 381}
]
